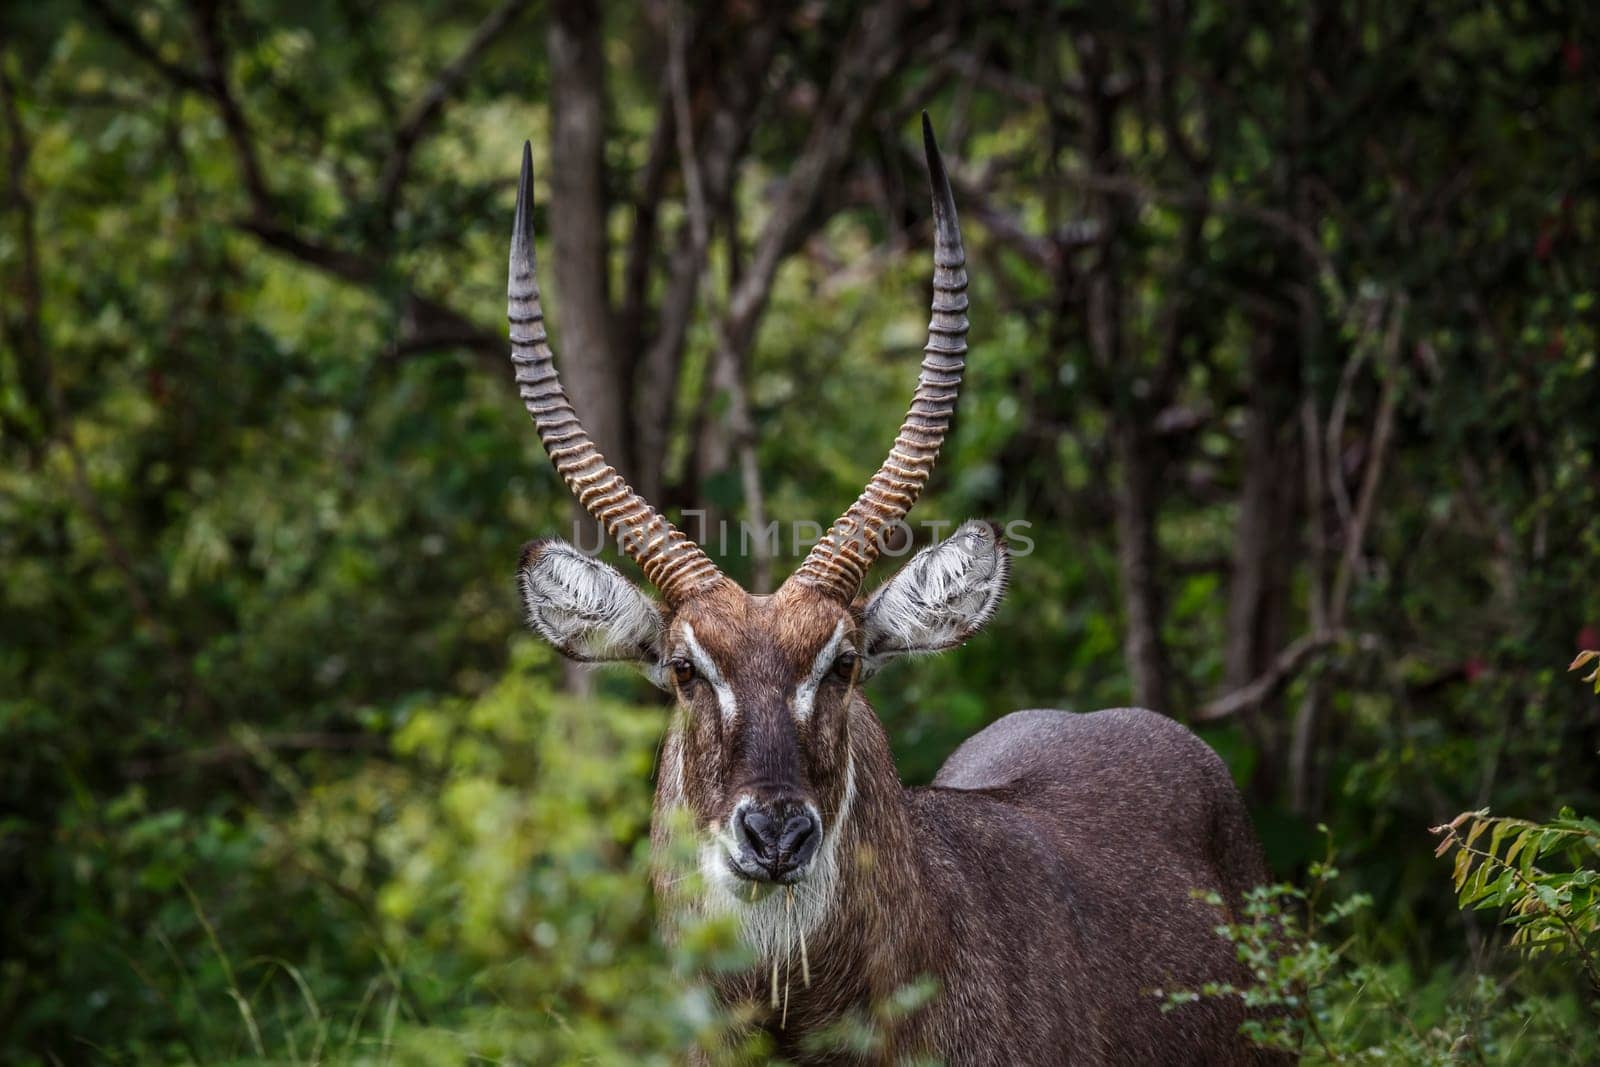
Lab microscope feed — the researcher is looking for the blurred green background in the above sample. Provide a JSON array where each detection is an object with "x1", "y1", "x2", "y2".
[{"x1": 2, "y1": 1, "x2": 1598, "y2": 1062}]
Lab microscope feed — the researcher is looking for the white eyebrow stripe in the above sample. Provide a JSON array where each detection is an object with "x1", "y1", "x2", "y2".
[
  {"x1": 682, "y1": 624, "x2": 737, "y2": 722},
  {"x1": 793, "y1": 619, "x2": 851, "y2": 723}
]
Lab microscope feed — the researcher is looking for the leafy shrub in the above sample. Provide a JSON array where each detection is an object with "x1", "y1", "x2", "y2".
[
  {"x1": 1431, "y1": 810, "x2": 1600, "y2": 997},
  {"x1": 1166, "y1": 828, "x2": 1599, "y2": 1064},
  {"x1": 17, "y1": 641, "x2": 770, "y2": 1065},
  {"x1": 1425, "y1": 654, "x2": 1600, "y2": 1002}
]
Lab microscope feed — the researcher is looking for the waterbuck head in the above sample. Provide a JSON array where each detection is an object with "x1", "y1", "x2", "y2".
[{"x1": 507, "y1": 116, "x2": 1008, "y2": 911}]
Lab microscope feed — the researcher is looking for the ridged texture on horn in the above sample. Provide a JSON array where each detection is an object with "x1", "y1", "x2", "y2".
[
  {"x1": 787, "y1": 114, "x2": 970, "y2": 602},
  {"x1": 508, "y1": 141, "x2": 723, "y2": 605}
]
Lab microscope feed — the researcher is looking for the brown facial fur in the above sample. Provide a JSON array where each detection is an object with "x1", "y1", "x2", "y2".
[{"x1": 661, "y1": 583, "x2": 857, "y2": 836}]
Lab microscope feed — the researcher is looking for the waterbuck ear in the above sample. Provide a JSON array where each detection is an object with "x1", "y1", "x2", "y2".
[
  {"x1": 859, "y1": 520, "x2": 1009, "y2": 675},
  {"x1": 518, "y1": 539, "x2": 666, "y2": 680}
]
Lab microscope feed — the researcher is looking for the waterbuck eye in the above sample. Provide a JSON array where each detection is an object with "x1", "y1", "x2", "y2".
[
  {"x1": 833, "y1": 651, "x2": 859, "y2": 680},
  {"x1": 670, "y1": 658, "x2": 696, "y2": 687}
]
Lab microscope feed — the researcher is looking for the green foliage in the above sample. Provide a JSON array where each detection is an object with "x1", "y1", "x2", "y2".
[
  {"x1": 793, "y1": 977, "x2": 940, "y2": 1063},
  {"x1": 1168, "y1": 830, "x2": 1600, "y2": 1064},
  {"x1": 1433, "y1": 809, "x2": 1600, "y2": 999},
  {"x1": 15, "y1": 640, "x2": 765, "y2": 1064}
]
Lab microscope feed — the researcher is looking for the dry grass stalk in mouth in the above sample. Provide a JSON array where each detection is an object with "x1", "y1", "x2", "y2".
[
  {"x1": 781, "y1": 888, "x2": 793, "y2": 1026},
  {"x1": 798, "y1": 891, "x2": 811, "y2": 988},
  {"x1": 770, "y1": 948, "x2": 780, "y2": 1012}
]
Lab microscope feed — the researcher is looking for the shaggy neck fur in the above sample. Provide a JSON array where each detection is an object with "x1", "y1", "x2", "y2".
[
  {"x1": 652, "y1": 693, "x2": 1281, "y2": 1065},
  {"x1": 643, "y1": 700, "x2": 1280, "y2": 1067},
  {"x1": 654, "y1": 694, "x2": 940, "y2": 1054}
]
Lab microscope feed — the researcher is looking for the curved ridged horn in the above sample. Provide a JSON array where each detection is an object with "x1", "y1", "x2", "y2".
[
  {"x1": 509, "y1": 141, "x2": 724, "y2": 605},
  {"x1": 786, "y1": 114, "x2": 970, "y2": 602}
]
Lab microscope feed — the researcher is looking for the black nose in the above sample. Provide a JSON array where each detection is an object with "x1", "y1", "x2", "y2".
[{"x1": 738, "y1": 801, "x2": 819, "y2": 880}]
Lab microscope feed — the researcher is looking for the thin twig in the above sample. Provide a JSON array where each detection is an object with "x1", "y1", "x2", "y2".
[
  {"x1": 1056, "y1": 166, "x2": 1346, "y2": 313},
  {"x1": 723, "y1": 0, "x2": 914, "y2": 342},
  {"x1": 375, "y1": 0, "x2": 535, "y2": 221},
  {"x1": 81, "y1": 0, "x2": 209, "y2": 92},
  {"x1": 1193, "y1": 632, "x2": 1350, "y2": 722},
  {"x1": 1, "y1": 53, "x2": 52, "y2": 449},
  {"x1": 188, "y1": 0, "x2": 274, "y2": 215},
  {"x1": 1330, "y1": 296, "x2": 1406, "y2": 625},
  {"x1": 1324, "y1": 304, "x2": 1375, "y2": 535},
  {"x1": 87, "y1": 0, "x2": 500, "y2": 363},
  {"x1": 1301, "y1": 397, "x2": 1329, "y2": 633}
]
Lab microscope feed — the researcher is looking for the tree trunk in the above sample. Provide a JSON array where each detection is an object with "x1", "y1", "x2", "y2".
[
  {"x1": 547, "y1": 0, "x2": 625, "y2": 472},
  {"x1": 1224, "y1": 320, "x2": 1299, "y2": 777},
  {"x1": 1077, "y1": 31, "x2": 1171, "y2": 714},
  {"x1": 634, "y1": 8, "x2": 781, "y2": 503},
  {"x1": 548, "y1": 0, "x2": 621, "y2": 696},
  {"x1": 1110, "y1": 419, "x2": 1170, "y2": 712}
]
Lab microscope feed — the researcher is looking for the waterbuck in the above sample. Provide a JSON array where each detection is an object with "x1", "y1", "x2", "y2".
[{"x1": 505, "y1": 116, "x2": 1285, "y2": 1065}]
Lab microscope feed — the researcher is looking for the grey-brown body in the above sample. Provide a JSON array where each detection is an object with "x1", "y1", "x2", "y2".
[{"x1": 688, "y1": 704, "x2": 1283, "y2": 1066}]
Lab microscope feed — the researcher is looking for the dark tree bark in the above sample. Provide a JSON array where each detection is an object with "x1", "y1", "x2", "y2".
[
  {"x1": 1224, "y1": 318, "x2": 1300, "y2": 776},
  {"x1": 545, "y1": 0, "x2": 626, "y2": 695},
  {"x1": 0, "y1": 58, "x2": 51, "y2": 455},
  {"x1": 634, "y1": 5, "x2": 783, "y2": 503},
  {"x1": 689, "y1": 0, "x2": 918, "y2": 581},
  {"x1": 1109, "y1": 419, "x2": 1171, "y2": 712},
  {"x1": 546, "y1": 0, "x2": 626, "y2": 471},
  {"x1": 1076, "y1": 31, "x2": 1171, "y2": 714}
]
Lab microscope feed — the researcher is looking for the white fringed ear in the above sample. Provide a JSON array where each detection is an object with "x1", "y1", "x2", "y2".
[
  {"x1": 859, "y1": 520, "x2": 1009, "y2": 675},
  {"x1": 518, "y1": 540, "x2": 666, "y2": 678}
]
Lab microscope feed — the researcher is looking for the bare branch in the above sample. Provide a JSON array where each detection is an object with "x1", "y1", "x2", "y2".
[
  {"x1": 87, "y1": 0, "x2": 501, "y2": 365},
  {"x1": 124, "y1": 732, "x2": 384, "y2": 778},
  {"x1": 1194, "y1": 632, "x2": 1355, "y2": 722},
  {"x1": 82, "y1": 0, "x2": 209, "y2": 93},
  {"x1": 671, "y1": 1, "x2": 925, "y2": 580},
  {"x1": 1233, "y1": 303, "x2": 1404, "y2": 757},
  {"x1": 375, "y1": 0, "x2": 536, "y2": 223},
  {"x1": 633, "y1": 7, "x2": 783, "y2": 500},
  {"x1": 1302, "y1": 398, "x2": 1330, "y2": 633},
  {"x1": 943, "y1": 48, "x2": 1044, "y2": 107},
  {"x1": 618, "y1": 77, "x2": 677, "y2": 378},
  {"x1": 1059, "y1": 166, "x2": 1346, "y2": 312},
  {"x1": 724, "y1": 0, "x2": 916, "y2": 347},
  {"x1": 919, "y1": 140, "x2": 1101, "y2": 270},
  {"x1": 238, "y1": 216, "x2": 500, "y2": 359},
  {"x1": 1326, "y1": 299, "x2": 1381, "y2": 534},
  {"x1": 667, "y1": 3, "x2": 771, "y2": 588},
  {"x1": 1330, "y1": 296, "x2": 1406, "y2": 625},
  {"x1": 188, "y1": 0, "x2": 274, "y2": 215},
  {"x1": 236, "y1": 216, "x2": 382, "y2": 283},
  {"x1": 876, "y1": 128, "x2": 1105, "y2": 277},
  {"x1": 668, "y1": 11, "x2": 709, "y2": 256},
  {"x1": 1, "y1": 54, "x2": 51, "y2": 448}
]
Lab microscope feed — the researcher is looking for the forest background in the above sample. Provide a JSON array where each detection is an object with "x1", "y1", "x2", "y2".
[{"x1": 3, "y1": 1, "x2": 1599, "y2": 1062}]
